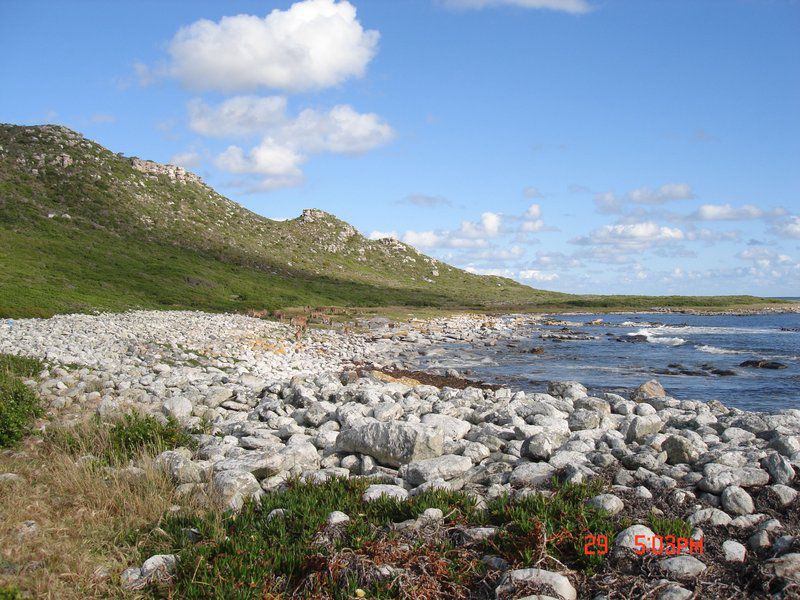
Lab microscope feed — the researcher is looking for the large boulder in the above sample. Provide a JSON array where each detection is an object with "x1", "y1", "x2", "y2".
[
  {"x1": 336, "y1": 421, "x2": 443, "y2": 467},
  {"x1": 421, "y1": 413, "x2": 472, "y2": 440},
  {"x1": 401, "y1": 454, "x2": 473, "y2": 486},
  {"x1": 662, "y1": 435, "x2": 700, "y2": 465},
  {"x1": 210, "y1": 470, "x2": 262, "y2": 512},
  {"x1": 626, "y1": 415, "x2": 663, "y2": 443},
  {"x1": 632, "y1": 379, "x2": 666, "y2": 401}
]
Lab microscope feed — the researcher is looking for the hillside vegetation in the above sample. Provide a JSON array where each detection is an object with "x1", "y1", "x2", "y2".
[{"x1": 0, "y1": 124, "x2": 782, "y2": 317}]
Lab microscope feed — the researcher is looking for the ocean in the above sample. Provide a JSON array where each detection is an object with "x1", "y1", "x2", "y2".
[{"x1": 416, "y1": 311, "x2": 800, "y2": 413}]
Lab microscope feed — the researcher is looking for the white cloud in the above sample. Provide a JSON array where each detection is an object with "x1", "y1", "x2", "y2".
[
  {"x1": 524, "y1": 203, "x2": 541, "y2": 219},
  {"x1": 459, "y1": 212, "x2": 502, "y2": 238},
  {"x1": 593, "y1": 192, "x2": 622, "y2": 214},
  {"x1": 593, "y1": 183, "x2": 694, "y2": 215},
  {"x1": 369, "y1": 230, "x2": 398, "y2": 240},
  {"x1": 188, "y1": 96, "x2": 287, "y2": 137},
  {"x1": 442, "y1": 0, "x2": 592, "y2": 14},
  {"x1": 519, "y1": 269, "x2": 559, "y2": 281},
  {"x1": 771, "y1": 215, "x2": 800, "y2": 239},
  {"x1": 628, "y1": 183, "x2": 694, "y2": 204},
  {"x1": 684, "y1": 228, "x2": 740, "y2": 243},
  {"x1": 692, "y1": 203, "x2": 764, "y2": 221},
  {"x1": 572, "y1": 222, "x2": 684, "y2": 248},
  {"x1": 523, "y1": 186, "x2": 544, "y2": 199},
  {"x1": 403, "y1": 230, "x2": 442, "y2": 249},
  {"x1": 464, "y1": 266, "x2": 516, "y2": 277},
  {"x1": 170, "y1": 150, "x2": 202, "y2": 169},
  {"x1": 521, "y1": 219, "x2": 546, "y2": 232},
  {"x1": 280, "y1": 105, "x2": 394, "y2": 154},
  {"x1": 209, "y1": 102, "x2": 392, "y2": 190},
  {"x1": 165, "y1": 0, "x2": 379, "y2": 92},
  {"x1": 215, "y1": 140, "x2": 305, "y2": 190}
]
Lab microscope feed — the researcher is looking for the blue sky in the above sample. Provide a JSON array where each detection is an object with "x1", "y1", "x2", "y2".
[{"x1": 1, "y1": 0, "x2": 798, "y2": 295}]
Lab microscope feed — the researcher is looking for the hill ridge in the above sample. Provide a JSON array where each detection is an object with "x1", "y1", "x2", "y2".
[{"x1": 0, "y1": 123, "x2": 553, "y2": 317}]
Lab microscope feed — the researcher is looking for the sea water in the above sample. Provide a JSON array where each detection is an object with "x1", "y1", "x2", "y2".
[{"x1": 421, "y1": 311, "x2": 800, "y2": 412}]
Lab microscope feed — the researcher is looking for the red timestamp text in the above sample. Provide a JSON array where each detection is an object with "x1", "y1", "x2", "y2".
[{"x1": 583, "y1": 534, "x2": 704, "y2": 555}]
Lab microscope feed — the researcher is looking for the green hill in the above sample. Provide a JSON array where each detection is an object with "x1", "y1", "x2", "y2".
[{"x1": 0, "y1": 124, "x2": 782, "y2": 317}]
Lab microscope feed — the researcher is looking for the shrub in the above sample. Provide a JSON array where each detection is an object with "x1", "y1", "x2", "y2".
[
  {"x1": 0, "y1": 354, "x2": 43, "y2": 447},
  {"x1": 107, "y1": 413, "x2": 195, "y2": 462},
  {"x1": 0, "y1": 584, "x2": 23, "y2": 600},
  {"x1": 48, "y1": 412, "x2": 196, "y2": 464},
  {"x1": 0, "y1": 353, "x2": 43, "y2": 378}
]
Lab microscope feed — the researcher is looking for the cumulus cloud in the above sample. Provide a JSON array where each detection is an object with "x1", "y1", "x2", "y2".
[
  {"x1": 397, "y1": 194, "x2": 451, "y2": 208},
  {"x1": 164, "y1": 0, "x2": 379, "y2": 92},
  {"x1": 628, "y1": 183, "x2": 694, "y2": 204},
  {"x1": 170, "y1": 150, "x2": 202, "y2": 169},
  {"x1": 204, "y1": 101, "x2": 393, "y2": 190},
  {"x1": 279, "y1": 105, "x2": 393, "y2": 154},
  {"x1": 368, "y1": 230, "x2": 398, "y2": 240},
  {"x1": 771, "y1": 215, "x2": 800, "y2": 239},
  {"x1": 572, "y1": 222, "x2": 684, "y2": 249},
  {"x1": 459, "y1": 212, "x2": 503, "y2": 238},
  {"x1": 442, "y1": 0, "x2": 592, "y2": 14},
  {"x1": 403, "y1": 230, "x2": 442, "y2": 249},
  {"x1": 519, "y1": 269, "x2": 559, "y2": 281},
  {"x1": 690, "y1": 203, "x2": 765, "y2": 221},
  {"x1": 188, "y1": 96, "x2": 288, "y2": 137},
  {"x1": 594, "y1": 183, "x2": 694, "y2": 215},
  {"x1": 594, "y1": 192, "x2": 622, "y2": 214}
]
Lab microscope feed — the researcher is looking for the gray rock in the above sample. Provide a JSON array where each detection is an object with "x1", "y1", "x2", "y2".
[
  {"x1": 662, "y1": 435, "x2": 699, "y2": 465},
  {"x1": 401, "y1": 454, "x2": 472, "y2": 485},
  {"x1": 764, "y1": 553, "x2": 800, "y2": 583},
  {"x1": 771, "y1": 484, "x2": 798, "y2": 506},
  {"x1": 568, "y1": 409, "x2": 601, "y2": 431},
  {"x1": 632, "y1": 379, "x2": 666, "y2": 401},
  {"x1": 657, "y1": 586, "x2": 692, "y2": 600},
  {"x1": 421, "y1": 413, "x2": 472, "y2": 440},
  {"x1": 162, "y1": 397, "x2": 192, "y2": 421},
  {"x1": 626, "y1": 414, "x2": 663, "y2": 443},
  {"x1": 521, "y1": 433, "x2": 554, "y2": 461},
  {"x1": 211, "y1": 470, "x2": 262, "y2": 511},
  {"x1": 722, "y1": 540, "x2": 746, "y2": 562},
  {"x1": 362, "y1": 484, "x2": 409, "y2": 502},
  {"x1": 495, "y1": 567, "x2": 577, "y2": 600},
  {"x1": 547, "y1": 381, "x2": 587, "y2": 401},
  {"x1": 721, "y1": 486, "x2": 754, "y2": 515},
  {"x1": 587, "y1": 494, "x2": 624, "y2": 515},
  {"x1": 154, "y1": 450, "x2": 203, "y2": 484},
  {"x1": 688, "y1": 508, "x2": 732, "y2": 526},
  {"x1": 327, "y1": 511, "x2": 350, "y2": 526},
  {"x1": 509, "y1": 462, "x2": 556, "y2": 487},
  {"x1": 614, "y1": 525, "x2": 656, "y2": 554},
  {"x1": 658, "y1": 555, "x2": 706, "y2": 580},
  {"x1": 762, "y1": 453, "x2": 796, "y2": 485},
  {"x1": 336, "y1": 421, "x2": 443, "y2": 467}
]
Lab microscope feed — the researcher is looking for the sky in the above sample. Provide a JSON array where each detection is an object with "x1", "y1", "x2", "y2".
[{"x1": 1, "y1": 0, "x2": 799, "y2": 296}]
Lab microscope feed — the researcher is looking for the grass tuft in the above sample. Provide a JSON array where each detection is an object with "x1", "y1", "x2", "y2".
[
  {"x1": 48, "y1": 412, "x2": 196, "y2": 465},
  {"x1": 0, "y1": 353, "x2": 44, "y2": 448}
]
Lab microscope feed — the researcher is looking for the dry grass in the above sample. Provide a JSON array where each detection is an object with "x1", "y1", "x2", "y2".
[{"x1": 0, "y1": 421, "x2": 203, "y2": 599}]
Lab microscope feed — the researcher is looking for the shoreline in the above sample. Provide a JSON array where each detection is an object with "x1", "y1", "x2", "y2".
[{"x1": 2, "y1": 310, "x2": 799, "y2": 597}]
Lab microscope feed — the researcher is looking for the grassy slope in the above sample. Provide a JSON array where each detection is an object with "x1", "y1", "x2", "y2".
[{"x1": 0, "y1": 124, "x2": 785, "y2": 317}]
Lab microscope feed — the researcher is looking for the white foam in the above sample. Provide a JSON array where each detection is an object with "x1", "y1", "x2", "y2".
[
  {"x1": 628, "y1": 329, "x2": 687, "y2": 346},
  {"x1": 696, "y1": 344, "x2": 743, "y2": 355},
  {"x1": 657, "y1": 325, "x2": 783, "y2": 335}
]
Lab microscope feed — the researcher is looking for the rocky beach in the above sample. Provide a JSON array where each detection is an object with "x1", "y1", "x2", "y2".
[{"x1": 1, "y1": 310, "x2": 799, "y2": 598}]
